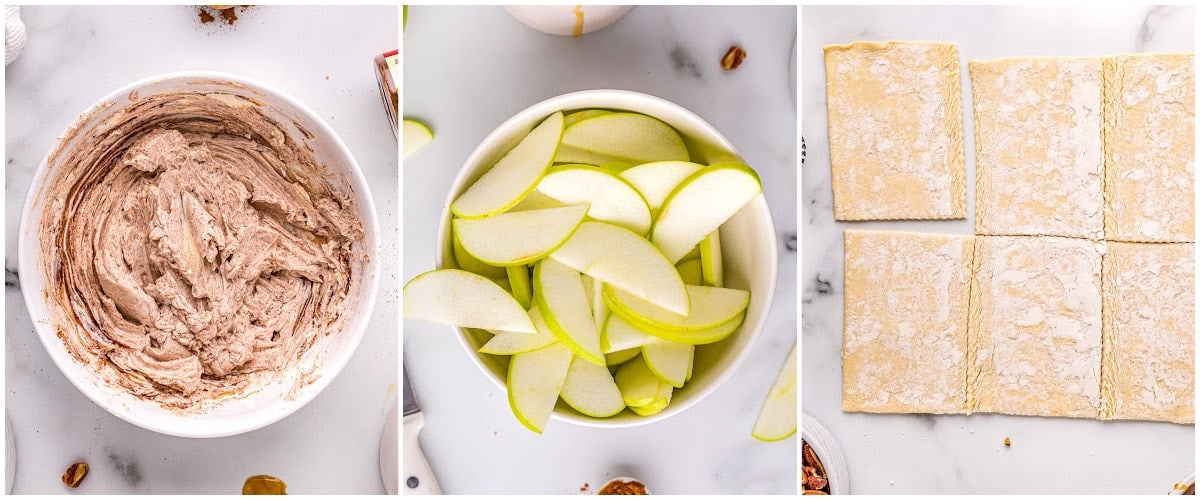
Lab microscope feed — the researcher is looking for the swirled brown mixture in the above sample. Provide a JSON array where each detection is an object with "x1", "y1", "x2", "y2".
[{"x1": 39, "y1": 90, "x2": 362, "y2": 408}]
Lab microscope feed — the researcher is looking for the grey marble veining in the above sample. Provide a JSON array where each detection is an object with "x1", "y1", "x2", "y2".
[
  {"x1": 4, "y1": 6, "x2": 398, "y2": 494},
  {"x1": 403, "y1": 5, "x2": 797, "y2": 494},
  {"x1": 801, "y1": 5, "x2": 1195, "y2": 494}
]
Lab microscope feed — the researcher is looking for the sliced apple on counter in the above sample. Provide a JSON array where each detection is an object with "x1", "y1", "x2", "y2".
[
  {"x1": 563, "y1": 109, "x2": 613, "y2": 128},
  {"x1": 699, "y1": 230, "x2": 723, "y2": 287},
  {"x1": 601, "y1": 314, "x2": 655, "y2": 354},
  {"x1": 676, "y1": 259, "x2": 703, "y2": 286},
  {"x1": 560, "y1": 356, "x2": 626, "y2": 418},
  {"x1": 752, "y1": 345, "x2": 797, "y2": 442},
  {"x1": 479, "y1": 305, "x2": 557, "y2": 355},
  {"x1": 451, "y1": 111, "x2": 564, "y2": 219},
  {"x1": 533, "y1": 258, "x2": 604, "y2": 366},
  {"x1": 556, "y1": 112, "x2": 689, "y2": 166},
  {"x1": 642, "y1": 341, "x2": 694, "y2": 388},
  {"x1": 605, "y1": 348, "x2": 640, "y2": 367},
  {"x1": 619, "y1": 160, "x2": 703, "y2": 212},
  {"x1": 604, "y1": 284, "x2": 749, "y2": 332},
  {"x1": 403, "y1": 269, "x2": 535, "y2": 333},
  {"x1": 537, "y1": 165, "x2": 652, "y2": 235},
  {"x1": 454, "y1": 205, "x2": 588, "y2": 267},
  {"x1": 402, "y1": 119, "x2": 434, "y2": 160},
  {"x1": 507, "y1": 342, "x2": 574, "y2": 434},
  {"x1": 550, "y1": 221, "x2": 688, "y2": 315},
  {"x1": 452, "y1": 232, "x2": 507, "y2": 281},
  {"x1": 651, "y1": 162, "x2": 762, "y2": 263},
  {"x1": 615, "y1": 355, "x2": 674, "y2": 416},
  {"x1": 507, "y1": 265, "x2": 532, "y2": 309}
]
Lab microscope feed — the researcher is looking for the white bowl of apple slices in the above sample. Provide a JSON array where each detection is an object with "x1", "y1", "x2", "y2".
[{"x1": 404, "y1": 90, "x2": 777, "y2": 432}]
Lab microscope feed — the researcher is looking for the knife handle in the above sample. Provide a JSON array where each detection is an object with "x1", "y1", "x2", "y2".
[{"x1": 402, "y1": 412, "x2": 442, "y2": 494}]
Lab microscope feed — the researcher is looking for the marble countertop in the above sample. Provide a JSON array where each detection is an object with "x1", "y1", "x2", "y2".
[
  {"x1": 801, "y1": 5, "x2": 1195, "y2": 495},
  {"x1": 4, "y1": 6, "x2": 398, "y2": 494},
  {"x1": 403, "y1": 6, "x2": 797, "y2": 495}
]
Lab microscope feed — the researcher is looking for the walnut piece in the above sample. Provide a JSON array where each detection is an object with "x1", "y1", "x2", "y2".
[
  {"x1": 243, "y1": 475, "x2": 288, "y2": 495},
  {"x1": 721, "y1": 46, "x2": 746, "y2": 71},
  {"x1": 62, "y1": 462, "x2": 89, "y2": 489}
]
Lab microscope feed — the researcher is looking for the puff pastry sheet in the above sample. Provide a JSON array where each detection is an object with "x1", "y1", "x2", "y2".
[
  {"x1": 968, "y1": 236, "x2": 1104, "y2": 419},
  {"x1": 825, "y1": 41, "x2": 966, "y2": 221},
  {"x1": 842, "y1": 230, "x2": 972, "y2": 414},
  {"x1": 1102, "y1": 242, "x2": 1195, "y2": 424},
  {"x1": 971, "y1": 57, "x2": 1104, "y2": 239},
  {"x1": 1103, "y1": 54, "x2": 1195, "y2": 243}
]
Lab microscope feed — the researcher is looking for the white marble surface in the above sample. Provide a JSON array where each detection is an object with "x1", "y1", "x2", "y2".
[
  {"x1": 403, "y1": 6, "x2": 797, "y2": 494},
  {"x1": 4, "y1": 6, "x2": 398, "y2": 494},
  {"x1": 801, "y1": 5, "x2": 1195, "y2": 495}
]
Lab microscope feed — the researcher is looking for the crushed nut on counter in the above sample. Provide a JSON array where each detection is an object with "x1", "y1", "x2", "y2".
[
  {"x1": 721, "y1": 45, "x2": 747, "y2": 71},
  {"x1": 1004, "y1": 437, "x2": 1011, "y2": 447},
  {"x1": 598, "y1": 478, "x2": 648, "y2": 495},
  {"x1": 243, "y1": 474, "x2": 288, "y2": 495},
  {"x1": 62, "y1": 462, "x2": 89, "y2": 489}
]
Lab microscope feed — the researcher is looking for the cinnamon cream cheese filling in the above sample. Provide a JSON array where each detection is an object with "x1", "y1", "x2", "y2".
[{"x1": 39, "y1": 90, "x2": 363, "y2": 408}]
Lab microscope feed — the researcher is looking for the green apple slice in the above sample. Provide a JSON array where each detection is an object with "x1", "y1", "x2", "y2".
[
  {"x1": 480, "y1": 305, "x2": 557, "y2": 355},
  {"x1": 403, "y1": 269, "x2": 535, "y2": 333},
  {"x1": 508, "y1": 190, "x2": 564, "y2": 212},
  {"x1": 618, "y1": 160, "x2": 703, "y2": 212},
  {"x1": 454, "y1": 205, "x2": 588, "y2": 266},
  {"x1": 560, "y1": 356, "x2": 626, "y2": 417},
  {"x1": 533, "y1": 259, "x2": 604, "y2": 366},
  {"x1": 604, "y1": 284, "x2": 748, "y2": 332},
  {"x1": 591, "y1": 279, "x2": 608, "y2": 332},
  {"x1": 618, "y1": 311, "x2": 744, "y2": 345},
  {"x1": 563, "y1": 109, "x2": 613, "y2": 128},
  {"x1": 651, "y1": 162, "x2": 762, "y2": 263},
  {"x1": 451, "y1": 111, "x2": 564, "y2": 219},
  {"x1": 601, "y1": 314, "x2": 655, "y2": 353},
  {"x1": 598, "y1": 161, "x2": 634, "y2": 173},
  {"x1": 452, "y1": 232, "x2": 506, "y2": 280},
  {"x1": 537, "y1": 165, "x2": 651, "y2": 235},
  {"x1": 642, "y1": 341, "x2": 694, "y2": 388},
  {"x1": 605, "y1": 348, "x2": 640, "y2": 367},
  {"x1": 699, "y1": 230, "x2": 723, "y2": 287},
  {"x1": 615, "y1": 355, "x2": 673, "y2": 413},
  {"x1": 680, "y1": 245, "x2": 701, "y2": 262},
  {"x1": 550, "y1": 221, "x2": 688, "y2": 315},
  {"x1": 403, "y1": 119, "x2": 434, "y2": 159},
  {"x1": 507, "y1": 342, "x2": 574, "y2": 434},
  {"x1": 556, "y1": 112, "x2": 689, "y2": 165},
  {"x1": 676, "y1": 259, "x2": 702, "y2": 286},
  {"x1": 507, "y1": 265, "x2": 532, "y2": 309},
  {"x1": 752, "y1": 345, "x2": 797, "y2": 442}
]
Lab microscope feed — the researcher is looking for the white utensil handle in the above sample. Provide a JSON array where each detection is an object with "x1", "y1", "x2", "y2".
[{"x1": 403, "y1": 412, "x2": 442, "y2": 494}]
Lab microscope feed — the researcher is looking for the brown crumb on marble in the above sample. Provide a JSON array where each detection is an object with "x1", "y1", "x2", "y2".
[
  {"x1": 197, "y1": 5, "x2": 250, "y2": 26},
  {"x1": 599, "y1": 479, "x2": 647, "y2": 495},
  {"x1": 1004, "y1": 437, "x2": 1011, "y2": 447},
  {"x1": 721, "y1": 45, "x2": 746, "y2": 71},
  {"x1": 197, "y1": 8, "x2": 215, "y2": 24},
  {"x1": 580, "y1": 482, "x2": 589, "y2": 493},
  {"x1": 62, "y1": 462, "x2": 89, "y2": 489}
]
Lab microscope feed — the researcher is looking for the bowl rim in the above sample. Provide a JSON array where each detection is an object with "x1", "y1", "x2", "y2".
[
  {"x1": 434, "y1": 89, "x2": 779, "y2": 428},
  {"x1": 802, "y1": 413, "x2": 850, "y2": 494},
  {"x1": 17, "y1": 70, "x2": 382, "y2": 438}
]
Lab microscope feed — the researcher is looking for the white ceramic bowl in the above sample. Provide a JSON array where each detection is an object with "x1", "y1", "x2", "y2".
[
  {"x1": 436, "y1": 89, "x2": 778, "y2": 428},
  {"x1": 503, "y1": 6, "x2": 633, "y2": 37},
  {"x1": 803, "y1": 413, "x2": 850, "y2": 494},
  {"x1": 18, "y1": 72, "x2": 381, "y2": 438}
]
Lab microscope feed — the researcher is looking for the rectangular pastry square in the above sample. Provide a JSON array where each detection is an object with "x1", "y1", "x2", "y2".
[
  {"x1": 1103, "y1": 54, "x2": 1195, "y2": 243},
  {"x1": 971, "y1": 57, "x2": 1104, "y2": 239},
  {"x1": 824, "y1": 41, "x2": 966, "y2": 221},
  {"x1": 968, "y1": 236, "x2": 1104, "y2": 418},
  {"x1": 1102, "y1": 242, "x2": 1194, "y2": 424},
  {"x1": 842, "y1": 229, "x2": 972, "y2": 414}
]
